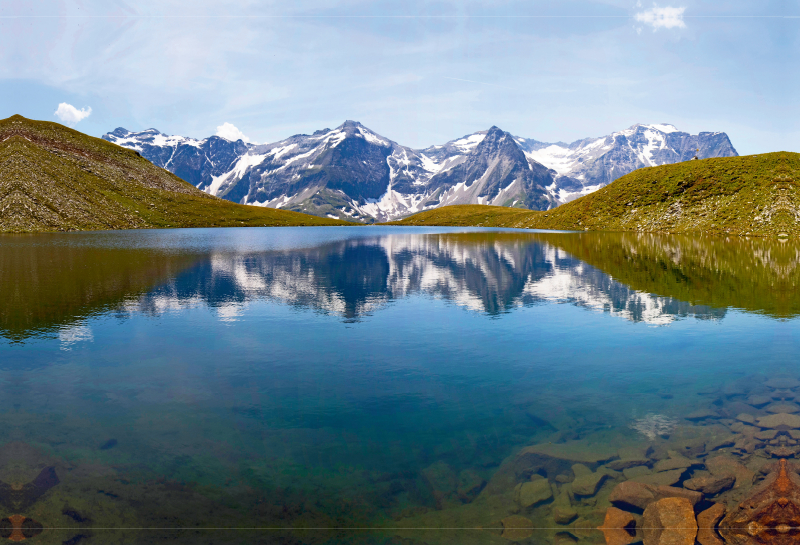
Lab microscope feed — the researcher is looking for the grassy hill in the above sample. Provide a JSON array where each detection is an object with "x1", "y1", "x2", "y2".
[
  {"x1": 0, "y1": 115, "x2": 351, "y2": 233},
  {"x1": 388, "y1": 152, "x2": 799, "y2": 236}
]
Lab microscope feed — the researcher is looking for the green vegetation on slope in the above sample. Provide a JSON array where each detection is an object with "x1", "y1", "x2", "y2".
[
  {"x1": 389, "y1": 152, "x2": 800, "y2": 236},
  {"x1": 0, "y1": 115, "x2": 352, "y2": 233}
]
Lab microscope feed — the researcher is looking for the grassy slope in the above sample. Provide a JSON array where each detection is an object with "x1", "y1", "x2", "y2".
[
  {"x1": 388, "y1": 152, "x2": 800, "y2": 236},
  {"x1": 0, "y1": 115, "x2": 352, "y2": 233}
]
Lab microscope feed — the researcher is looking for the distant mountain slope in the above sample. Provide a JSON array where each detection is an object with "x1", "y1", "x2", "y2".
[
  {"x1": 516, "y1": 123, "x2": 738, "y2": 201},
  {"x1": 104, "y1": 121, "x2": 738, "y2": 223},
  {"x1": 0, "y1": 115, "x2": 350, "y2": 233},
  {"x1": 389, "y1": 152, "x2": 800, "y2": 237}
]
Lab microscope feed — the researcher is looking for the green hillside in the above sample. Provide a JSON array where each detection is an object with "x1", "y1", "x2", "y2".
[
  {"x1": 0, "y1": 115, "x2": 351, "y2": 233},
  {"x1": 388, "y1": 152, "x2": 799, "y2": 236}
]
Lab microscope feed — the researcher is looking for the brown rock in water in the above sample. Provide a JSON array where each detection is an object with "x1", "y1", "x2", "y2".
[
  {"x1": 606, "y1": 457, "x2": 651, "y2": 470},
  {"x1": 598, "y1": 507, "x2": 637, "y2": 545},
  {"x1": 767, "y1": 402, "x2": 800, "y2": 414},
  {"x1": 685, "y1": 409, "x2": 717, "y2": 421},
  {"x1": 456, "y1": 469, "x2": 485, "y2": 500},
  {"x1": 500, "y1": 515, "x2": 534, "y2": 541},
  {"x1": 572, "y1": 471, "x2": 608, "y2": 497},
  {"x1": 757, "y1": 412, "x2": 800, "y2": 429},
  {"x1": 553, "y1": 506, "x2": 578, "y2": 524},
  {"x1": 748, "y1": 394, "x2": 772, "y2": 407},
  {"x1": 755, "y1": 429, "x2": 779, "y2": 440},
  {"x1": 705, "y1": 455, "x2": 754, "y2": 488},
  {"x1": 735, "y1": 412, "x2": 756, "y2": 424},
  {"x1": 653, "y1": 456, "x2": 695, "y2": 472},
  {"x1": 683, "y1": 474, "x2": 735, "y2": 496},
  {"x1": 517, "y1": 479, "x2": 553, "y2": 508},
  {"x1": 654, "y1": 485, "x2": 702, "y2": 506},
  {"x1": 571, "y1": 463, "x2": 593, "y2": 477},
  {"x1": 696, "y1": 503, "x2": 725, "y2": 545},
  {"x1": 633, "y1": 469, "x2": 684, "y2": 487},
  {"x1": 609, "y1": 481, "x2": 656, "y2": 510},
  {"x1": 764, "y1": 377, "x2": 800, "y2": 389},
  {"x1": 623, "y1": 466, "x2": 652, "y2": 480},
  {"x1": 642, "y1": 497, "x2": 697, "y2": 545},
  {"x1": 719, "y1": 459, "x2": 800, "y2": 544}
]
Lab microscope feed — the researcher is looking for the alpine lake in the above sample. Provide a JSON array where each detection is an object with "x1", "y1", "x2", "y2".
[{"x1": 0, "y1": 226, "x2": 798, "y2": 545}]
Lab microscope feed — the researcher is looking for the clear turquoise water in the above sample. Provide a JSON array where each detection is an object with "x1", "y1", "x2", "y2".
[{"x1": 0, "y1": 227, "x2": 797, "y2": 544}]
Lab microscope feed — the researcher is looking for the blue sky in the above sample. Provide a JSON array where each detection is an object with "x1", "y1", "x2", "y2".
[{"x1": 0, "y1": 0, "x2": 796, "y2": 154}]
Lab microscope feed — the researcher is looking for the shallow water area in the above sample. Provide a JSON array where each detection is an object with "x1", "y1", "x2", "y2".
[{"x1": 0, "y1": 226, "x2": 799, "y2": 544}]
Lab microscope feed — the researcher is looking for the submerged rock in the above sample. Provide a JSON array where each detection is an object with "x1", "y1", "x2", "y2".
[
  {"x1": 756, "y1": 412, "x2": 800, "y2": 429},
  {"x1": 572, "y1": 471, "x2": 608, "y2": 497},
  {"x1": 696, "y1": 503, "x2": 725, "y2": 545},
  {"x1": 632, "y1": 469, "x2": 684, "y2": 487},
  {"x1": 516, "y1": 478, "x2": 552, "y2": 508},
  {"x1": 500, "y1": 515, "x2": 534, "y2": 541},
  {"x1": 705, "y1": 455, "x2": 754, "y2": 488},
  {"x1": 609, "y1": 481, "x2": 656, "y2": 511},
  {"x1": 683, "y1": 474, "x2": 735, "y2": 496},
  {"x1": 622, "y1": 466, "x2": 652, "y2": 480},
  {"x1": 642, "y1": 497, "x2": 697, "y2": 545},
  {"x1": 607, "y1": 458, "x2": 651, "y2": 471},
  {"x1": 598, "y1": 507, "x2": 638, "y2": 545}
]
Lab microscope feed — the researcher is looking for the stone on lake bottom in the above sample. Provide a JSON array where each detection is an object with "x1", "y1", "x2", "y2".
[
  {"x1": 500, "y1": 515, "x2": 534, "y2": 541},
  {"x1": 683, "y1": 474, "x2": 735, "y2": 496},
  {"x1": 766, "y1": 402, "x2": 800, "y2": 414},
  {"x1": 764, "y1": 377, "x2": 800, "y2": 389},
  {"x1": 572, "y1": 472, "x2": 608, "y2": 497},
  {"x1": 748, "y1": 395, "x2": 771, "y2": 407},
  {"x1": 553, "y1": 505, "x2": 578, "y2": 525},
  {"x1": 633, "y1": 469, "x2": 684, "y2": 487},
  {"x1": 705, "y1": 455, "x2": 754, "y2": 488},
  {"x1": 598, "y1": 507, "x2": 637, "y2": 545},
  {"x1": 756, "y1": 412, "x2": 800, "y2": 429},
  {"x1": 642, "y1": 497, "x2": 697, "y2": 545},
  {"x1": 517, "y1": 479, "x2": 552, "y2": 508},
  {"x1": 606, "y1": 457, "x2": 651, "y2": 470},
  {"x1": 609, "y1": 481, "x2": 656, "y2": 510},
  {"x1": 623, "y1": 466, "x2": 652, "y2": 480},
  {"x1": 654, "y1": 485, "x2": 702, "y2": 506},
  {"x1": 696, "y1": 503, "x2": 726, "y2": 545},
  {"x1": 571, "y1": 463, "x2": 593, "y2": 477},
  {"x1": 653, "y1": 456, "x2": 694, "y2": 472},
  {"x1": 735, "y1": 413, "x2": 755, "y2": 424}
]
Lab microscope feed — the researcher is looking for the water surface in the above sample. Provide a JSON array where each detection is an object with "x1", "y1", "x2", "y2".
[{"x1": 0, "y1": 227, "x2": 798, "y2": 544}]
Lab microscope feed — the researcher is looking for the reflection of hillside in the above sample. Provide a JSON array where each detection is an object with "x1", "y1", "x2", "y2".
[
  {"x1": 529, "y1": 232, "x2": 800, "y2": 319},
  {"x1": 6, "y1": 231, "x2": 784, "y2": 339},
  {"x1": 126, "y1": 232, "x2": 724, "y2": 324},
  {"x1": 0, "y1": 238, "x2": 199, "y2": 341}
]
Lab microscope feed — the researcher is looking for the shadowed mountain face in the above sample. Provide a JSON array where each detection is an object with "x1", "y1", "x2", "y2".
[
  {"x1": 0, "y1": 115, "x2": 348, "y2": 233},
  {"x1": 3, "y1": 229, "x2": 799, "y2": 342}
]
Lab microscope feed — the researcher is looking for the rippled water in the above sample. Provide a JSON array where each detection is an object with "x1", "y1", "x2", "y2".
[{"x1": 0, "y1": 226, "x2": 798, "y2": 544}]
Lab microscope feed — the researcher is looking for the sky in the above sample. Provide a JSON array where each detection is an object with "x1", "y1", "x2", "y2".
[{"x1": 0, "y1": 0, "x2": 797, "y2": 154}]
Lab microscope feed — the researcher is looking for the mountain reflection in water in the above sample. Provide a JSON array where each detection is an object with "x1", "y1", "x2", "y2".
[
  {"x1": 5, "y1": 229, "x2": 792, "y2": 340},
  {"x1": 0, "y1": 227, "x2": 798, "y2": 545}
]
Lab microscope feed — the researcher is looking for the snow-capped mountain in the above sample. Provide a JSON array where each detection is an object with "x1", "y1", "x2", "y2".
[
  {"x1": 516, "y1": 123, "x2": 739, "y2": 203},
  {"x1": 103, "y1": 122, "x2": 738, "y2": 222}
]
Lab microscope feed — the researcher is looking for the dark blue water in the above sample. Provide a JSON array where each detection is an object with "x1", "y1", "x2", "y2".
[{"x1": 0, "y1": 227, "x2": 796, "y2": 544}]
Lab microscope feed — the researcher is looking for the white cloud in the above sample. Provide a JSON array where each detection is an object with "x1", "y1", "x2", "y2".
[
  {"x1": 54, "y1": 102, "x2": 92, "y2": 124},
  {"x1": 635, "y1": 6, "x2": 686, "y2": 30},
  {"x1": 215, "y1": 122, "x2": 251, "y2": 142}
]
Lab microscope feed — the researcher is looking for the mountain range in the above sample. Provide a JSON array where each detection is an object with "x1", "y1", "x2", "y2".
[{"x1": 103, "y1": 122, "x2": 738, "y2": 223}]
